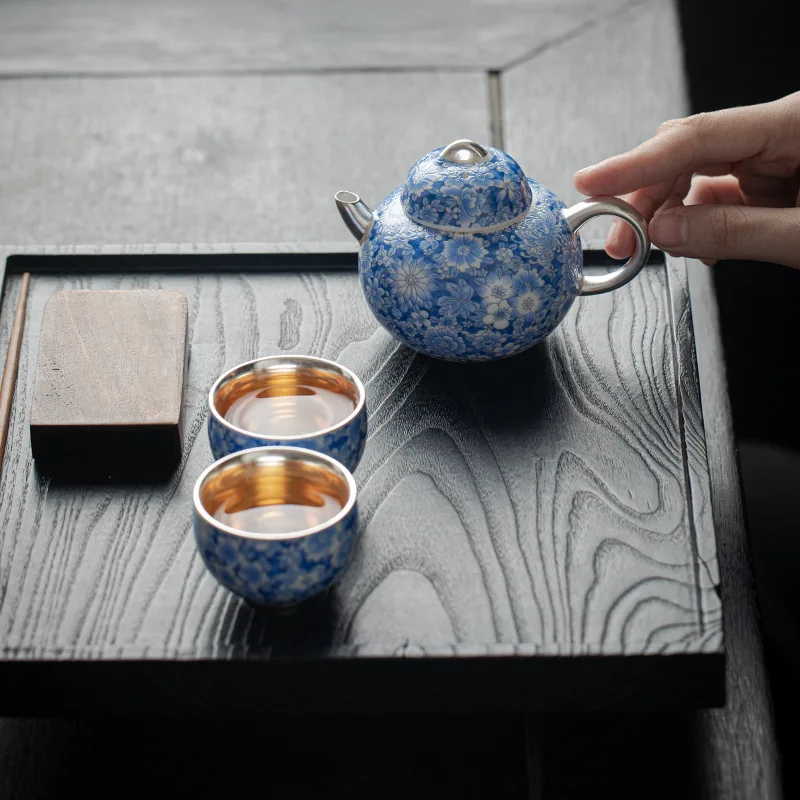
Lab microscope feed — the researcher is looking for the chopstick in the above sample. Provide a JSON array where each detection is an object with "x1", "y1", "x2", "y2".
[{"x1": 0, "y1": 272, "x2": 31, "y2": 474}]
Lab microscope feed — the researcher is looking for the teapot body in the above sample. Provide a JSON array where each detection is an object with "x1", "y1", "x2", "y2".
[{"x1": 359, "y1": 182, "x2": 582, "y2": 362}]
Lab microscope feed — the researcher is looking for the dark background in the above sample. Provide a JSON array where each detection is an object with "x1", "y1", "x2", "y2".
[
  {"x1": 677, "y1": 0, "x2": 800, "y2": 450},
  {"x1": 678, "y1": 0, "x2": 800, "y2": 793}
]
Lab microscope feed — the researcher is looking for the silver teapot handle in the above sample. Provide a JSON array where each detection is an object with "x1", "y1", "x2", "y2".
[{"x1": 564, "y1": 196, "x2": 651, "y2": 296}]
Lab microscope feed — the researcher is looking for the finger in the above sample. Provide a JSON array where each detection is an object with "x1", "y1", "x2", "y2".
[
  {"x1": 736, "y1": 166, "x2": 800, "y2": 208},
  {"x1": 605, "y1": 219, "x2": 632, "y2": 259},
  {"x1": 574, "y1": 100, "x2": 787, "y2": 196},
  {"x1": 658, "y1": 171, "x2": 693, "y2": 212},
  {"x1": 649, "y1": 205, "x2": 800, "y2": 267},
  {"x1": 608, "y1": 172, "x2": 692, "y2": 258},
  {"x1": 685, "y1": 175, "x2": 744, "y2": 207},
  {"x1": 605, "y1": 169, "x2": 734, "y2": 254},
  {"x1": 692, "y1": 163, "x2": 736, "y2": 177},
  {"x1": 683, "y1": 176, "x2": 743, "y2": 266},
  {"x1": 605, "y1": 178, "x2": 679, "y2": 257}
]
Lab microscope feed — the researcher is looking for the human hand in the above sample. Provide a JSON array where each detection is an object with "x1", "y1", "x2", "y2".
[{"x1": 573, "y1": 92, "x2": 800, "y2": 268}]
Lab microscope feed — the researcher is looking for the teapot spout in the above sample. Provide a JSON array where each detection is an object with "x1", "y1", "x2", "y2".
[{"x1": 335, "y1": 191, "x2": 374, "y2": 242}]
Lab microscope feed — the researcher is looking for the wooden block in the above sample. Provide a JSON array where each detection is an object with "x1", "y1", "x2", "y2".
[{"x1": 29, "y1": 289, "x2": 188, "y2": 480}]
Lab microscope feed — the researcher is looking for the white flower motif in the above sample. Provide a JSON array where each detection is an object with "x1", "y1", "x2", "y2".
[
  {"x1": 408, "y1": 158, "x2": 439, "y2": 192},
  {"x1": 410, "y1": 309, "x2": 432, "y2": 329},
  {"x1": 495, "y1": 182, "x2": 516, "y2": 203},
  {"x1": 457, "y1": 187, "x2": 478, "y2": 220},
  {"x1": 494, "y1": 244, "x2": 516, "y2": 264},
  {"x1": 472, "y1": 330, "x2": 506, "y2": 354},
  {"x1": 476, "y1": 271, "x2": 515, "y2": 305},
  {"x1": 509, "y1": 270, "x2": 550, "y2": 325},
  {"x1": 388, "y1": 259, "x2": 436, "y2": 308},
  {"x1": 524, "y1": 206, "x2": 561, "y2": 263},
  {"x1": 443, "y1": 234, "x2": 487, "y2": 272},
  {"x1": 419, "y1": 232, "x2": 444, "y2": 254},
  {"x1": 420, "y1": 196, "x2": 445, "y2": 217},
  {"x1": 423, "y1": 327, "x2": 466, "y2": 357},
  {"x1": 483, "y1": 299, "x2": 512, "y2": 330},
  {"x1": 437, "y1": 279, "x2": 478, "y2": 319},
  {"x1": 387, "y1": 233, "x2": 416, "y2": 258},
  {"x1": 469, "y1": 164, "x2": 497, "y2": 189},
  {"x1": 511, "y1": 292, "x2": 542, "y2": 324}
]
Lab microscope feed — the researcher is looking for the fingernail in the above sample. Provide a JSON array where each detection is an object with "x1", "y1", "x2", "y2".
[
  {"x1": 575, "y1": 164, "x2": 596, "y2": 177},
  {"x1": 652, "y1": 212, "x2": 688, "y2": 248}
]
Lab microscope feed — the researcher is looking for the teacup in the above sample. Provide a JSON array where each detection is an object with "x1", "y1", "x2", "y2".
[
  {"x1": 208, "y1": 355, "x2": 367, "y2": 472},
  {"x1": 193, "y1": 446, "x2": 358, "y2": 606}
]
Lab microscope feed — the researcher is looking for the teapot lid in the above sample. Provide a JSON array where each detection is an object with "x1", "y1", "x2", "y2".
[{"x1": 401, "y1": 139, "x2": 533, "y2": 232}]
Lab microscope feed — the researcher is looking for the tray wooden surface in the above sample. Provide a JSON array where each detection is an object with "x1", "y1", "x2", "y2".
[{"x1": 0, "y1": 244, "x2": 723, "y2": 714}]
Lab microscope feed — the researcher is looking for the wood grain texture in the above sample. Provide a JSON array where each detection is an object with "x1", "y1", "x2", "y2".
[
  {"x1": 0, "y1": 247, "x2": 722, "y2": 713},
  {"x1": 0, "y1": 73, "x2": 489, "y2": 246},
  {"x1": 29, "y1": 289, "x2": 188, "y2": 478},
  {"x1": 0, "y1": 0, "x2": 633, "y2": 75}
]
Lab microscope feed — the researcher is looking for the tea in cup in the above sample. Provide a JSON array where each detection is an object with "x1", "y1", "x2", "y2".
[
  {"x1": 193, "y1": 446, "x2": 358, "y2": 606},
  {"x1": 208, "y1": 355, "x2": 367, "y2": 471}
]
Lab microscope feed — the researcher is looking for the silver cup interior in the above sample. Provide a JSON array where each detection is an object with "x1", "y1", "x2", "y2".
[
  {"x1": 210, "y1": 356, "x2": 365, "y2": 440},
  {"x1": 195, "y1": 446, "x2": 357, "y2": 539}
]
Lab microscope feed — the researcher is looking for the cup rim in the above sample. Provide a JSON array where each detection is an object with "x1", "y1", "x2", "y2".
[
  {"x1": 193, "y1": 445, "x2": 358, "y2": 541},
  {"x1": 208, "y1": 355, "x2": 366, "y2": 442}
]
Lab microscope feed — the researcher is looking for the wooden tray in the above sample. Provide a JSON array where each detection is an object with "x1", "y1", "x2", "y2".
[{"x1": 0, "y1": 244, "x2": 723, "y2": 714}]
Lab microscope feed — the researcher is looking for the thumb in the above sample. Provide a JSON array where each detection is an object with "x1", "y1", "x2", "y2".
[{"x1": 650, "y1": 205, "x2": 800, "y2": 268}]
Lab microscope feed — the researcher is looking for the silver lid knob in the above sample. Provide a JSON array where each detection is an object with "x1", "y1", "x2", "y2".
[{"x1": 440, "y1": 139, "x2": 491, "y2": 164}]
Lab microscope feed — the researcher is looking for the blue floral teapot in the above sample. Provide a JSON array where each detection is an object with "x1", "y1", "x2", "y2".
[{"x1": 335, "y1": 139, "x2": 650, "y2": 362}]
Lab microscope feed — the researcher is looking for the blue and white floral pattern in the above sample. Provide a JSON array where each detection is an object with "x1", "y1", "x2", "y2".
[
  {"x1": 401, "y1": 147, "x2": 533, "y2": 231},
  {"x1": 208, "y1": 405, "x2": 367, "y2": 472},
  {"x1": 194, "y1": 500, "x2": 357, "y2": 607},
  {"x1": 360, "y1": 180, "x2": 582, "y2": 362}
]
